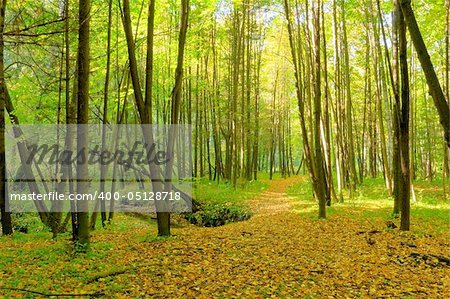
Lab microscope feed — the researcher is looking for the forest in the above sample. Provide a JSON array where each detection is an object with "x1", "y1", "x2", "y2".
[{"x1": 0, "y1": 0, "x2": 449, "y2": 297}]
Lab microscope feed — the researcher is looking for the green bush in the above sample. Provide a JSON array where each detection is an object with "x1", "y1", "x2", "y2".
[
  {"x1": 11, "y1": 213, "x2": 32, "y2": 233},
  {"x1": 185, "y1": 204, "x2": 252, "y2": 227}
]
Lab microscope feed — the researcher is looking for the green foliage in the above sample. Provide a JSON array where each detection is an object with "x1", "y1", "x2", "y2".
[
  {"x1": 185, "y1": 204, "x2": 252, "y2": 227},
  {"x1": 74, "y1": 241, "x2": 90, "y2": 253},
  {"x1": 11, "y1": 212, "x2": 46, "y2": 233},
  {"x1": 183, "y1": 177, "x2": 267, "y2": 227},
  {"x1": 287, "y1": 177, "x2": 450, "y2": 236},
  {"x1": 194, "y1": 177, "x2": 268, "y2": 205},
  {"x1": 286, "y1": 176, "x2": 314, "y2": 199}
]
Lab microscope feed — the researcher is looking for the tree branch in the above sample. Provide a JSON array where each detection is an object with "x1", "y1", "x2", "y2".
[{"x1": 0, "y1": 287, "x2": 104, "y2": 297}]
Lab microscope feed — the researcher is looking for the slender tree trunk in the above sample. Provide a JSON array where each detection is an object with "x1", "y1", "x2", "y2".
[
  {"x1": 400, "y1": 0, "x2": 450, "y2": 147},
  {"x1": 312, "y1": 0, "x2": 327, "y2": 218},
  {"x1": 372, "y1": 2, "x2": 393, "y2": 196},
  {"x1": 57, "y1": 0, "x2": 75, "y2": 237},
  {"x1": 444, "y1": 0, "x2": 450, "y2": 198},
  {"x1": 161, "y1": 0, "x2": 189, "y2": 236},
  {"x1": 91, "y1": 0, "x2": 113, "y2": 230},
  {"x1": 322, "y1": 1, "x2": 336, "y2": 204},
  {"x1": 392, "y1": 0, "x2": 402, "y2": 215},
  {"x1": 121, "y1": 0, "x2": 169, "y2": 236},
  {"x1": 332, "y1": 0, "x2": 344, "y2": 200},
  {"x1": 145, "y1": 0, "x2": 155, "y2": 123},
  {"x1": 283, "y1": 0, "x2": 317, "y2": 206},
  {"x1": 0, "y1": 0, "x2": 11, "y2": 236},
  {"x1": 75, "y1": 0, "x2": 91, "y2": 248},
  {"x1": 361, "y1": 18, "x2": 370, "y2": 182},
  {"x1": 52, "y1": 31, "x2": 65, "y2": 239},
  {"x1": 252, "y1": 33, "x2": 262, "y2": 181},
  {"x1": 67, "y1": 4, "x2": 78, "y2": 238},
  {"x1": 245, "y1": 8, "x2": 252, "y2": 181},
  {"x1": 108, "y1": 74, "x2": 128, "y2": 222},
  {"x1": 341, "y1": 2, "x2": 358, "y2": 192},
  {"x1": 399, "y1": 6, "x2": 410, "y2": 231},
  {"x1": 194, "y1": 64, "x2": 199, "y2": 178},
  {"x1": 269, "y1": 69, "x2": 278, "y2": 180}
]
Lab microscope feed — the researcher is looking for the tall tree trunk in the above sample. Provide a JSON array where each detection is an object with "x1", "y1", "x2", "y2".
[
  {"x1": 400, "y1": 0, "x2": 450, "y2": 147},
  {"x1": 67, "y1": 4, "x2": 78, "y2": 238},
  {"x1": 312, "y1": 0, "x2": 327, "y2": 218},
  {"x1": 245, "y1": 7, "x2": 252, "y2": 181},
  {"x1": 145, "y1": 0, "x2": 155, "y2": 123},
  {"x1": 341, "y1": 1, "x2": 358, "y2": 192},
  {"x1": 399, "y1": 5, "x2": 410, "y2": 231},
  {"x1": 75, "y1": 0, "x2": 91, "y2": 248},
  {"x1": 444, "y1": 0, "x2": 450, "y2": 198},
  {"x1": 161, "y1": 0, "x2": 189, "y2": 236},
  {"x1": 392, "y1": 0, "x2": 402, "y2": 215},
  {"x1": 91, "y1": 0, "x2": 113, "y2": 230},
  {"x1": 52, "y1": 30, "x2": 65, "y2": 239},
  {"x1": 322, "y1": 0, "x2": 337, "y2": 204},
  {"x1": 283, "y1": 0, "x2": 317, "y2": 208},
  {"x1": 0, "y1": 0, "x2": 11, "y2": 236},
  {"x1": 372, "y1": 1, "x2": 392, "y2": 196},
  {"x1": 332, "y1": 0, "x2": 344, "y2": 200},
  {"x1": 269, "y1": 69, "x2": 278, "y2": 180},
  {"x1": 121, "y1": 0, "x2": 168, "y2": 236},
  {"x1": 252, "y1": 30, "x2": 262, "y2": 181}
]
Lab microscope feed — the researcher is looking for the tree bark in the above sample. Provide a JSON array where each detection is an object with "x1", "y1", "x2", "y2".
[
  {"x1": 90, "y1": 0, "x2": 112, "y2": 230},
  {"x1": 313, "y1": 0, "x2": 327, "y2": 218},
  {"x1": 322, "y1": 0, "x2": 337, "y2": 204},
  {"x1": 121, "y1": 0, "x2": 164, "y2": 235},
  {"x1": 0, "y1": 0, "x2": 11, "y2": 236},
  {"x1": 399, "y1": 5, "x2": 410, "y2": 231},
  {"x1": 341, "y1": 1, "x2": 358, "y2": 192},
  {"x1": 75, "y1": 0, "x2": 91, "y2": 248},
  {"x1": 161, "y1": 0, "x2": 189, "y2": 236},
  {"x1": 284, "y1": 0, "x2": 327, "y2": 218},
  {"x1": 391, "y1": 0, "x2": 402, "y2": 215},
  {"x1": 145, "y1": 0, "x2": 155, "y2": 123},
  {"x1": 400, "y1": 0, "x2": 450, "y2": 148}
]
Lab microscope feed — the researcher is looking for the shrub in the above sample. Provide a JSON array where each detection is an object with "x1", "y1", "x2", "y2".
[{"x1": 185, "y1": 204, "x2": 252, "y2": 227}]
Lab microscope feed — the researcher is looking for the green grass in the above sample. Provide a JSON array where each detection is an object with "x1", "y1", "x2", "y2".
[
  {"x1": 0, "y1": 212, "x2": 159, "y2": 296},
  {"x1": 193, "y1": 176, "x2": 269, "y2": 206},
  {"x1": 185, "y1": 176, "x2": 269, "y2": 227},
  {"x1": 0, "y1": 174, "x2": 447, "y2": 297},
  {"x1": 287, "y1": 176, "x2": 450, "y2": 236},
  {"x1": 0, "y1": 176, "x2": 270, "y2": 297}
]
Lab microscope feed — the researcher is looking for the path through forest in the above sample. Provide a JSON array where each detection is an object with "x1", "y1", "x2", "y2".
[{"x1": 94, "y1": 176, "x2": 448, "y2": 298}]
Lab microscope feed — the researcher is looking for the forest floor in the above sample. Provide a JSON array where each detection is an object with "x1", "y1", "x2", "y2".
[{"x1": 0, "y1": 176, "x2": 449, "y2": 298}]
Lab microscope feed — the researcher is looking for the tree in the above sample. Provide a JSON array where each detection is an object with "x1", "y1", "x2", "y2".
[
  {"x1": 0, "y1": 0, "x2": 12, "y2": 236},
  {"x1": 90, "y1": 0, "x2": 113, "y2": 230},
  {"x1": 392, "y1": 0, "x2": 402, "y2": 216},
  {"x1": 1, "y1": 0, "x2": 448, "y2": 240},
  {"x1": 121, "y1": 0, "x2": 165, "y2": 235},
  {"x1": 312, "y1": 0, "x2": 327, "y2": 218},
  {"x1": 162, "y1": 0, "x2": 190, "y2": 235},
  {"x1": 75, "y1": 0, "x2": 91, "y2": 248},
  {"x1": 399, "y1": 0, "x2": 411, "y2": 231},
  {"x1": 400, "y1": 0, "x2": 450, "y2": 148},
  {"x1": 371, "y1": 0, "x2": 392, "y2": 196},
  {"x1": 341, "y1": 0, "x2": 358, "y2": 193},
  {"x1": 321, "y1": 0, "x2": 337, "y2": 205},
  {"x1": 121, "y1": 0, "x2": 189, "y2": 236},
  {"x1": 284, "y1": 0, "x2": 327, "y2": 219}
]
